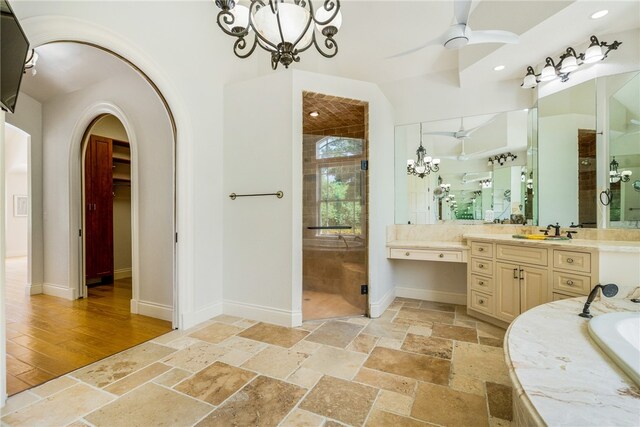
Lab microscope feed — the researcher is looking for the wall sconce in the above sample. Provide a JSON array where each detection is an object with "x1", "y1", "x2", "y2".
[
  {"x1": 610, "y1": 157, "x2": 632, "y2": 183},
  {"x1": 488, "y1": 152, "x2": 517, "y2": 166},
  {"x1": 521, "y1": 35, "x2": 621, "y2": 89}
]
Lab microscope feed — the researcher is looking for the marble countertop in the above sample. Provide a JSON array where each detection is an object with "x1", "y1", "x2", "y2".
[
  {"x1": 386, "y1": 240, "x2": 469, "y2": 250},
  {"x1": 463, "y1": 233, "x2": 640, "y2": 253},
  {"x1": 505, "y1": 296, "x2": 640, "y2": 426}
]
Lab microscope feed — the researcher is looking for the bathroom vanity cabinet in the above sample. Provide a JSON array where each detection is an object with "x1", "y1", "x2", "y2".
[{"x1": 467, "y1": 238, "x2": 598, "y2": 324}]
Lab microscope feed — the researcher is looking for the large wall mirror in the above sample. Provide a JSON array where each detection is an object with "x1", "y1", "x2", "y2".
[
  {"x1": 609, "y1": 72, "x2": 640, "y2": 228},
  {"x1": 394, "y1": 70, "x2": 639, "y2": 229},
  {"x1": 395, "y1": 109, "x2": 537, "y2": 225}
]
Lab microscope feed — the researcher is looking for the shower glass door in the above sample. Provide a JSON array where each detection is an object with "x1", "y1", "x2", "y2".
[{"x1": 302, "y1": 134, "x2": 368, "y2": 320}]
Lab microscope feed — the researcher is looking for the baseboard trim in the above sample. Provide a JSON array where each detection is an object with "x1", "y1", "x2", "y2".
[
  {"x1": 27, "y1": 282, "x2": 43, "y2": 295},
  {"x1": 43, "y1": 283, "x2": 76, "y2": 300},
  {"x1": 224, "y1": 299, "x2": 299, "y2": 327},
  {"x1": 395, "y1": 287, "x2": 466, "y2": 305},
  {"x1": 369, "y1": 286, "x2": 396, "y2": 318},
  {"x1": 130, "y1": 299, "x2": 173, "y2": 322},
  {"x1": 181, "y1": 303, "x2": 223, "y2": 330},
  {"x1": 114, "y1": 268, "x2": 132, "y2": 280}
]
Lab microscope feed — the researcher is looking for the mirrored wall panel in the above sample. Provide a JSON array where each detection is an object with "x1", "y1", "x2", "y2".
[
  {"x1": 609, "y1": 72, "x2": 640, "y2": 228},
  {"x1": 395, "y1": 109, "x2": 537, "y2": 225}
]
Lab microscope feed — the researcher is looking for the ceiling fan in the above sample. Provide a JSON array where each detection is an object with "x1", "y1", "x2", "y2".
[
  {"x1": 390, "y1": 0, "x2": 519, "y2": 58},
  {"x1": 423, "y1": 117, "x2": 491, "y2": 141}
]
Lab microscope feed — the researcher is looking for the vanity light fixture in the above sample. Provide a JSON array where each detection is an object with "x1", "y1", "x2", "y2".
[
  {"x1": 521, "y1": 35, "x2": 621, "y2": 88},
  {"x1": 479, "y1": 179, "x2": 492, "y2": 189},
  {"x1": 488, "y1": 152, "x2": 517, "y2": 166},
  {"x1": 526, "y1": 172, "x2": 534, "y2": 190},
  {"x1": 609, "y1": 157, "x2": 632, "y2": 183},
  {"x1": 407, "y1": 123, "x2": 440, "y2": 178},
  {"x1": 214, "y1": 0, "x2": 342, "y2": 70}
]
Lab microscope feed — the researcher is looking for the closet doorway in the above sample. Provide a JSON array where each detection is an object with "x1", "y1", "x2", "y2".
[{"x1": 82, "y1": 115, "x2": 132, "y2": 299}]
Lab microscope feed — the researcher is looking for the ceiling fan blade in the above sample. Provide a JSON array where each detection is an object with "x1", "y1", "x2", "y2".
[
  {"x1": 423, "y1": 131, "x2": 458, "y2": 138},
  {"x1": 386, "y1": 37, "x2": 442, "y2": 59},
  {"x1": 464, "y1": 115, "x2": 499, "y2": 136},
  {"x1": 454, "y1": 0, "x2": 472, "y2": 25},
  {"x1": 468, "y1": 30, "x2": 519, "y2": 45}
]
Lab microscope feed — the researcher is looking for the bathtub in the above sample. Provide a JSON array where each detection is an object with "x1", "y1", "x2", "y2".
[{"x1": 589, "y1": 312, "x2": 640, "y2": 386}]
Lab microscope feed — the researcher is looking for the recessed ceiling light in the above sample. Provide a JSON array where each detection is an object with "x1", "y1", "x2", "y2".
[
  {"x1": 309, "y1": 111, "x2": 319, "y2": 117},
  {"x1": 493, "y1": 65, "x2": 505, "y2": 71},
  {"x1": 590, "y1": 10, "x2": 608, "y2": 19}
]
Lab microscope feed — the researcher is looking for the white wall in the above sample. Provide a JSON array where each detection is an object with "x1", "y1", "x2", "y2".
[
  {"x1": 4, "y1": 126, "x2": 29, "y2": 257},
  {"x1": 5, "y1": 93, "x2": 43, "y2": 292},
  {"x1": 89, "y1": 115, "x2": 132, "y2": 276},
  {"x1": 42, "y1": 71, "x2": 173, "y2": 313},
  {"x1": 223, "y1": 70, "x2": 395, "y2": 325}
]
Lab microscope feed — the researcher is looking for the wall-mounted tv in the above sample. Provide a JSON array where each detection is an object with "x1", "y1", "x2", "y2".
[{"x1": 1, "y1": 0, "x2": 30, "y2": 113}]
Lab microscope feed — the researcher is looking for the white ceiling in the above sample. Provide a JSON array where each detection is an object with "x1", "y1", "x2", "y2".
[{"x1": 17, "y1": 0, "x2": 640, "y2": 104}]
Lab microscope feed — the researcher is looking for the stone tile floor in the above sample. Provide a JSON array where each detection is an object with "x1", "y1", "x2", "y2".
[{"x1": 1, "y1": 298, "x2": 513, "y2": 426}]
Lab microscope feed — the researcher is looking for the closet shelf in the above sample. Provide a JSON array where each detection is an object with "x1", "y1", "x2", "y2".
[{"x1": 112, "y1": 152, "x2": 131, "y2": 164}]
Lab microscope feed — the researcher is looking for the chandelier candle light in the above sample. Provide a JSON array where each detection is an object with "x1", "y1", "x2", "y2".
[
  {"x1": 407, "y1": 123, "x2": 440, "y2": 178},
  {"x1": 521, "y1": 35, "x2": 621, "y2": 88},
  {"x1": 214, "y1": 0, "x2": 342, "y2": 70}
]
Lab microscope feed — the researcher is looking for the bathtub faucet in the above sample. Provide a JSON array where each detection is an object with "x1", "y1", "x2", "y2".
[{"x1": 579, "y1": 283, "x2": 619, "y2": 319}]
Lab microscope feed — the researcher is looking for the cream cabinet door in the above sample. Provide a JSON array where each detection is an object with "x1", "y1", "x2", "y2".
[
  {"x1": 495, "y1": 262, "x2": 520, "y2": 323},
  {"x1": 520, "y1": 265, "x2": 549, "y2": 313}
]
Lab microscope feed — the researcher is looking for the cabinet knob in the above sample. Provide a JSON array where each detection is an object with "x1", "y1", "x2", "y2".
[
  {"x1": 479, "y1": 263, "x2": 484, "y2": 268},
  {"x1": 479, "y1": 281, "x2": 484, "y2": 286},
  {"x1": 439, "y1": 253, "x2": 444, "y2": 258},
  {"x1": 405, "y1": 252, "x2": 410, "y2": 256},
  {"x1": 479, "y1": 299, "x2": 485, "y2": 305},
  {"x1": 566, "y1": 279, "x2": 574, "y2": 286},
  {"x1": 567, "y1": 258, "x2": 574, "y2": 264},
  {"x1": 478, "y1": 247, "x2": 484, "y2": 252}
]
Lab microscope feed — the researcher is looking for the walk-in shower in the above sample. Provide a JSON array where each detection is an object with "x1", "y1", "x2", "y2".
[{"x1": 302, "y1": 92, "x2": 368, "y2": 320}]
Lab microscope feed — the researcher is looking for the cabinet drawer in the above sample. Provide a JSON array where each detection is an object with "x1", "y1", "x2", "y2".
[
  {"x1": 471, "y1": 241, "x2": 493, "y2": 258},
  {"x1": 470, "y1": 274, "x2": 494, "y2": 294},
  {"x1": 470, "y1": 290, "x2": 494, "y2": 315},
  {"x1": 389, "y1": 248, "x2": 463, "y2": 263},
  {"x1": 553, "y1": 292, "x2": 575, "y2": 302},
  {"x1": 552, "y1": 271, "x2": 591, "y2": 296},
  {"x1": 497, "y1": 244, "x2": 548, "y2": 266},
  {"x1": 470, "y1": 258, "x2": 493, "y2": 276},
  {"x1": 553, "y1": 250, "x2": 591, "y2": 273}
]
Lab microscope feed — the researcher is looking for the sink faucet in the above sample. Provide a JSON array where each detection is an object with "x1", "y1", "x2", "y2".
[{"x1": 547, "y1": 223, "x2": 561, "y2": 237}]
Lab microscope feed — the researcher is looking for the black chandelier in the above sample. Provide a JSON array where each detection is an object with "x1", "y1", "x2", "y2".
[
  {"x1": 522, "y1": 35, "x2": 621, "y2": 88},
  {"x1": 214, "y1": 0, "x2": 342, "y2": 70},
  {"x1": 488, "y1": 152, "x2": 517, "y2": 166},
  {"x1": 609, "y1": 157, "x2": 632, "y2": 183},
  {"x1": 407, "y1": 123, "x2": 440, "y2": 178}
]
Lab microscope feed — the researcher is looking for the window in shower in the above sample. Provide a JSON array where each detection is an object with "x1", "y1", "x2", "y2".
[{"x1": 316, "y1": 137, "x2": 365, "y2": 236}]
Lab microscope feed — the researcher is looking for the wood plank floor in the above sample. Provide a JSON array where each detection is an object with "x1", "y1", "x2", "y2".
[{"x1": 5, "y1": 257, "x2": 173, "y2": 396}]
